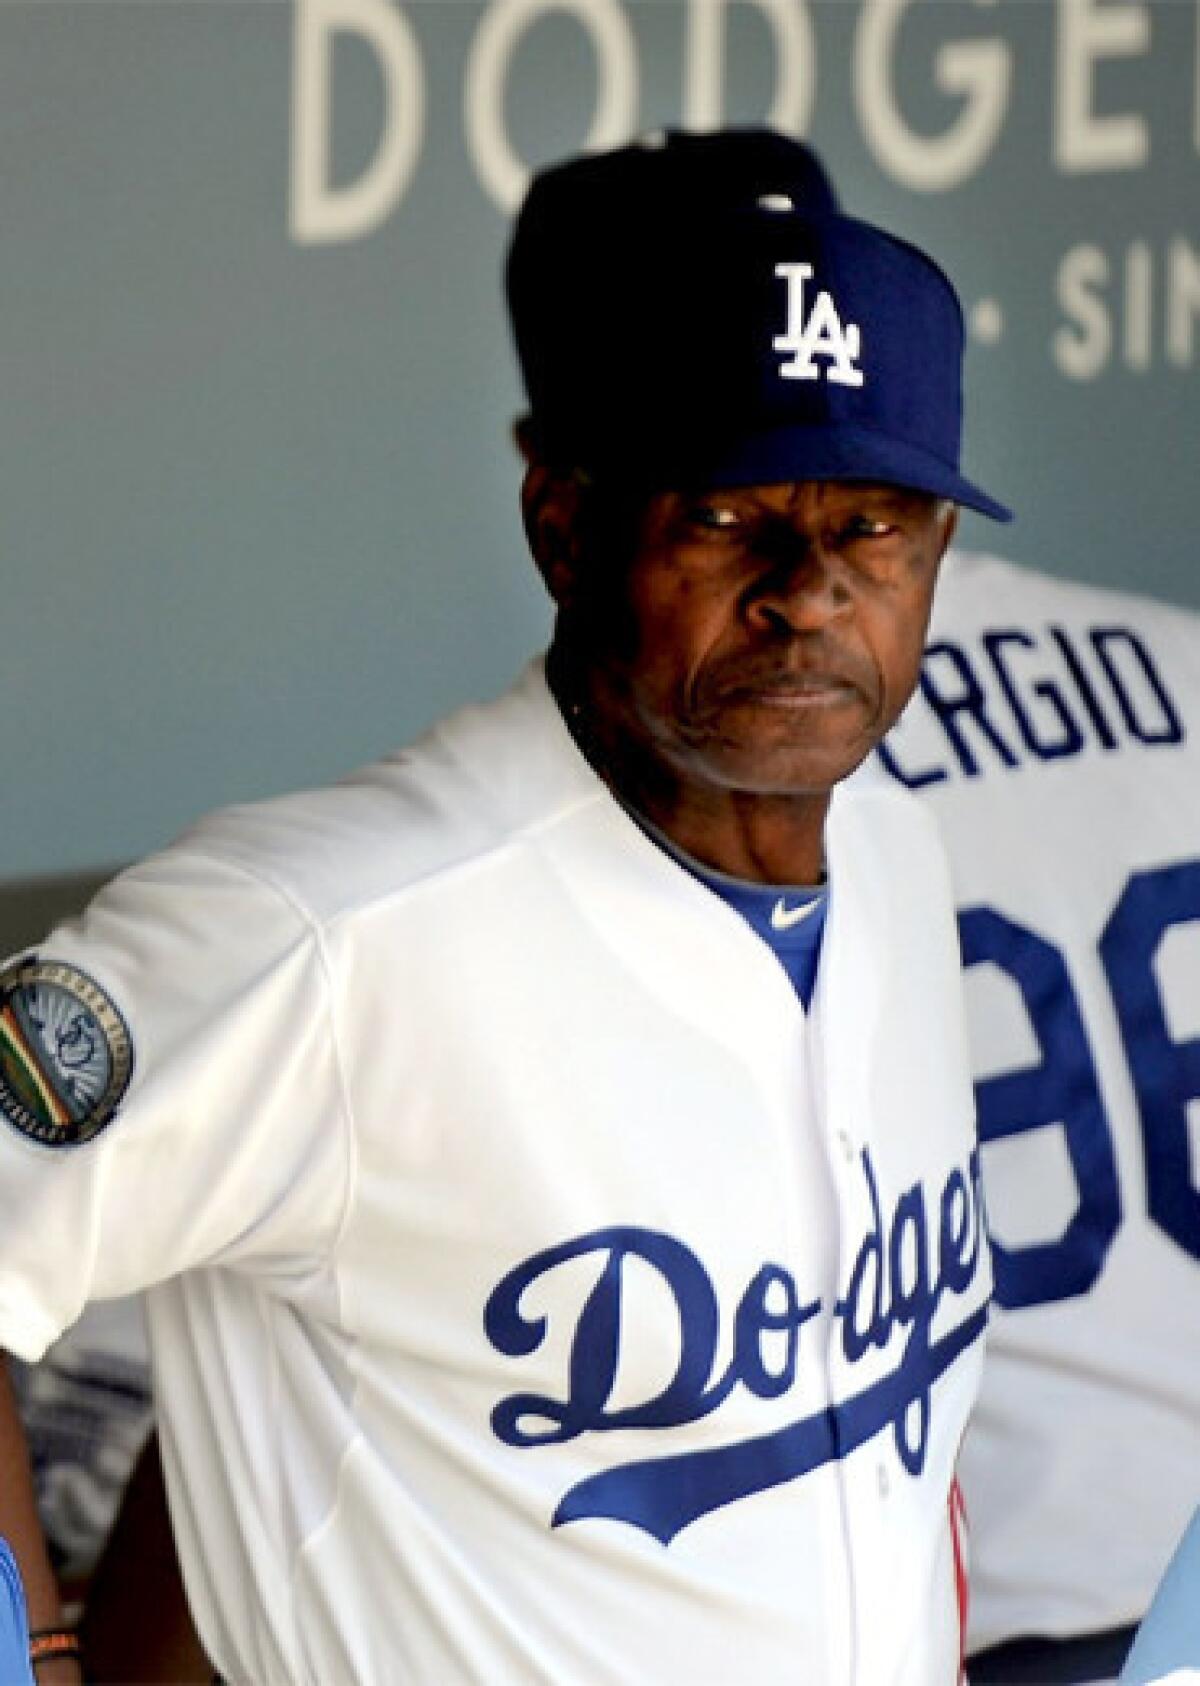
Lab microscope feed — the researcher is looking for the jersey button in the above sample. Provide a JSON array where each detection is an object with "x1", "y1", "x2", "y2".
[
  {"x1": 877, "y1": 1463, "x2": 890, "y2": 1500},
  {"x1": 836, "y1": 1128, "x2": 855, "y2": 1163}
]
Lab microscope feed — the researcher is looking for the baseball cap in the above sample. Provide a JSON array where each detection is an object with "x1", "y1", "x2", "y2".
[{"x1": 506, "y1": 128, "x2": 1011, "y2": 523}]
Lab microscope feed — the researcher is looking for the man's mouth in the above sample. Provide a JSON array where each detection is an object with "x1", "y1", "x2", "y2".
[{"x1": 719, "y1": 670, "x2": 860, "y2": 707}]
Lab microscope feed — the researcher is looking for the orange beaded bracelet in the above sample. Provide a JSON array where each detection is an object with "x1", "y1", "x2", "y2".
[{"x1": 27, "y1": 1629, "x2": 82, "y2": 1671}]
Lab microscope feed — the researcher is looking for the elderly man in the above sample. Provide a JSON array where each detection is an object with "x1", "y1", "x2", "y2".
[{"x1": 0, "y1": 130, "x2": 1005, "y2": 1684}]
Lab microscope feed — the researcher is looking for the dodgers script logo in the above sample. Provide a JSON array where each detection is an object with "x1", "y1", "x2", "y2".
[
  {"x1": 485, "y1": 1149, "x2": 987, "y2": 1545},
  {"x1": 773, "y1": 261, "x2": 865, "y2": 388}
]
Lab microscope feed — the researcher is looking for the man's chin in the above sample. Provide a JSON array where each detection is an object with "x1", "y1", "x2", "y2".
[{"x1": 697, "y1": 742, "x2": 874, "y2": 800}]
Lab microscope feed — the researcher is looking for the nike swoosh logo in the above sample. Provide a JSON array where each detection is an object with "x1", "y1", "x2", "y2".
[{"x1": 770, "y1": 897, "x2": 822, "y2": 932}]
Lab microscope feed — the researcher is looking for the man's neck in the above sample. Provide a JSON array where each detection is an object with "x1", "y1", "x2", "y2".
[
  {"x1": 624, "y1": 785, "x2": 829, "y2": 887},
  {"x1": 550, "y1": 655, "x2": 829, "y2": 885}
]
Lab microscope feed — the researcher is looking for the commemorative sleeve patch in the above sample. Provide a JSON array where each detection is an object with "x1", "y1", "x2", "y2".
[{"x1": 0, "y1": 957, "x2": 134, "y2": 1147}]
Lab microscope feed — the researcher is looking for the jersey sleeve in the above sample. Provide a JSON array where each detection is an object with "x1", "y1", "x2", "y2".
[{"x1": 0, "y1": 844, "x2": 351, "y2": 1363}]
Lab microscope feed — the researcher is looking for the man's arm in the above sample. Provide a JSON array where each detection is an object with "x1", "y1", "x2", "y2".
[
  {"x1": 81, "y1": 1431, "x2": 212, "y2": 1684},
  {"x1": 0, "y1": 1356, "x2": 80, "y2": 1684}
]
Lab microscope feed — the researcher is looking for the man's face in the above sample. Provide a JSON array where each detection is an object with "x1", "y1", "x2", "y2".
[{"x1": 559, "y1": 479, "x2": 953, "y2": 803}]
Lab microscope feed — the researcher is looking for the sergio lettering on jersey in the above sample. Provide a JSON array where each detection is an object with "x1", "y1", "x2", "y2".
[
  {"x1": 881, "y1": 620, "x2": 1183, "y2": 787},
  {"x1": 484, "y1": 1148, "x2": 986, "y2": 1545}
]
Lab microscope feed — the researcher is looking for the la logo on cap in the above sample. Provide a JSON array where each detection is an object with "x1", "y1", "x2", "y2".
[{"x1": 773, "y1": 263, "x2": 865, "y2": 389}]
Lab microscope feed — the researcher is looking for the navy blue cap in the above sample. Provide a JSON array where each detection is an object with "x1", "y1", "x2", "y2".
[{"x1": 507, "y1": 128, "x2": 1011, "y2": 523}]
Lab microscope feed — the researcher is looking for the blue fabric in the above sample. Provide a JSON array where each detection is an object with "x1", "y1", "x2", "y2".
[
  {"x1": 630, "y1": 808, "x2": 828, "y2": 1009},
  {"x1": 1120, "y1": 1505, "x2": 1200, "y2": 1682},
  {"x1": 0, "y1": 1541, "x2": 33, "y2": 1686},
  {"x1": 507, "y1": 130, "x2": 1010, "y2": 522},
  {"x1": 688, "y1": 868, "x2": 827, "y2": 1011}
]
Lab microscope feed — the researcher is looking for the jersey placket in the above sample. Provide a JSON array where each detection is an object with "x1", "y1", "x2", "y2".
[
  {"x1": 795, "y1": 997, "x2": 859, "y2": 1685},
  {"x1": 806, "y1": 912, "x2": 898, "y2": 1686}
]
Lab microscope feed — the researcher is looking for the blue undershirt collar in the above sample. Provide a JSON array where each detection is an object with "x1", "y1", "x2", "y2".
[{"x1": 628, "y1": 809, "x2": 829, "y2": 1010}]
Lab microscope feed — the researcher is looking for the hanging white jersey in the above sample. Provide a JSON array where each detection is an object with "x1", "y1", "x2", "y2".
[{"x1": 878, "y1": 551, "x2": 1200, "y2": 1655}]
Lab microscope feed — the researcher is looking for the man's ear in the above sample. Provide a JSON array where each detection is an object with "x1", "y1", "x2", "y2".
[
  {"x1": 938, "y1": 502, "x2": 959, "y2": 559},
  {"x1": 520, "y1": 457, "x2": 590, "y2": 611},
  {"x1": 512, "y1": 415, "x2": 538, "y2": 464}
]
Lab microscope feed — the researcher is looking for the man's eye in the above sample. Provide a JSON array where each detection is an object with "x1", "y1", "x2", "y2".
[
  {"x1": 844, "y1": 515, "x2": 893, "y2": 539},
  {"x1": 833, "y1": 515, "x2": 900, "y2": 549},
  {"x1": 686, "y1": 503, "x2": 743, "y2": 532}
]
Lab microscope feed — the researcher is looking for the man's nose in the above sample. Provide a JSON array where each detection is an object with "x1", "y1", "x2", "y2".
[{"x1": 743, "y1": 533, "x2": 848, "y2": 634}]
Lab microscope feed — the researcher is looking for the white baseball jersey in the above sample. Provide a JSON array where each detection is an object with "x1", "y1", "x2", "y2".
[
  {"x1": 877, "y1": 551, "x2": 1200, "y2": 1657},
  {"x1": 0, "y1": 661, "x2": 988, "y2": 1685}
]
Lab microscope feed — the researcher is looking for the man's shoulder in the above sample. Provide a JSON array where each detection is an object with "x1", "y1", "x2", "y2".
[{"x1": 166, "y1": 660, "x2": 598, "y2": 929}]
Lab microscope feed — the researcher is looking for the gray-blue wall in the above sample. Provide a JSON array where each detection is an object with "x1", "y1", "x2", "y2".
[{"x1": 4, "y1": 0, "x2": 1197, "y2": 902}]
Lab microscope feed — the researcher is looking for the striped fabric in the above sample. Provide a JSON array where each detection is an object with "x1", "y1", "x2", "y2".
[{"x1": 0, "y1": 1539, "x2": 33, "y2": 1686}]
